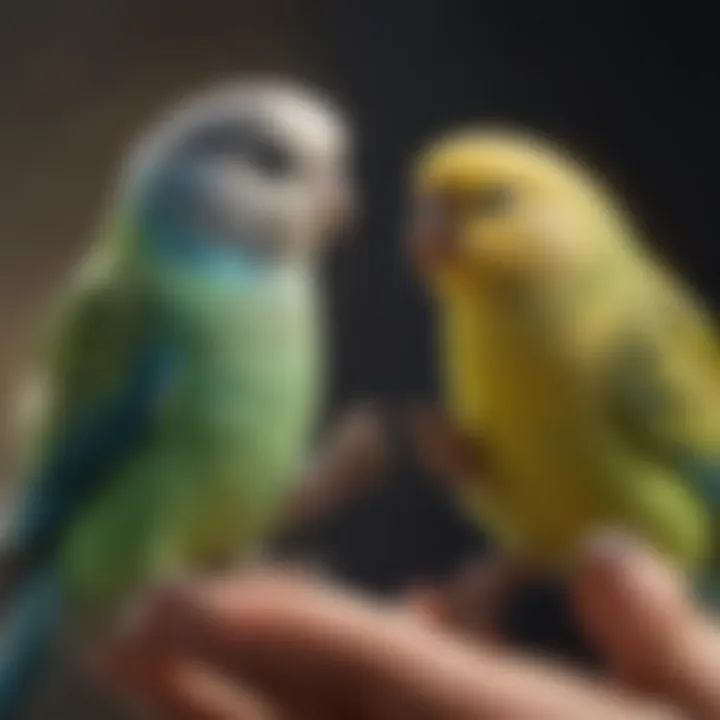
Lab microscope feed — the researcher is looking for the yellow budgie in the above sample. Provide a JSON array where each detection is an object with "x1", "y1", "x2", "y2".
[{"x1": 408, "y1": 128, "x2": 720, "y2": 603}]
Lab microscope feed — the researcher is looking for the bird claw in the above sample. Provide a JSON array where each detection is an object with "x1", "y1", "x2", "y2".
[
  {"x1": 271, "y1": 402, "x2": 392, "y2": 541},
  {"x1": 405, "y1": 404, "x2": 485, "y2": 488}
]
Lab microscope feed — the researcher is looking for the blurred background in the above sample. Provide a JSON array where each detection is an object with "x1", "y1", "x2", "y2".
[{"x1": 1, "y1": 0, "x2": 717, "y2": 604}]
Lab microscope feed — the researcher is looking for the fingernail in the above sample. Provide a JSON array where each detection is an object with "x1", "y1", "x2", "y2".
[
  {"x1": 582, "y1": 527, "x2": 644, "y2": 568},
  {"x1": 581, "y1": 527, "x2": 686, "y2": 613}
]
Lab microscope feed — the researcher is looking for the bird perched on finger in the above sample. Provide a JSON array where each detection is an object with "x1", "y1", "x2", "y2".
[
  {"x1": 407, "y1": 128, "x2": 720, "y2": 610},
  {"x1": 0, "y1": 79, "x2": 354, "y2": 719}
]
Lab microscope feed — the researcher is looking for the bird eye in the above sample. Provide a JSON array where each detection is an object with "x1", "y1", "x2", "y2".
[
  {"x1": 244, "y1": 135, "x2": 293, "y2": 177},
  {"x1": 474, "y1": 185, "x2": 515, "y2": 216},
  {"x1": 182, "y1": 121, "x2": 294, "y2": 177}
]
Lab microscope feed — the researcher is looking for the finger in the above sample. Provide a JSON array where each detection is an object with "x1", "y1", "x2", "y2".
[
  {"x1": 102, "y1": 647, "x2": 279, "y2": 720},
  {"x1": 105, "y1": 571, "x2": 387, "y2": 716},
  {"x1": 442, "y1": 557, "x2": 532, "y2": 642},
  {"x1": 104, "y1": 571, "x2": 678, "y2": 720},
  {"x1": 576, "y1": 529, "x2": 720, "y2": 717},
  {"x1": 404, "y1": 558, "x2": 536, "y2": 645},
  {"x1": 400, "y1": 586, "x2": 451, "y2": 629}
]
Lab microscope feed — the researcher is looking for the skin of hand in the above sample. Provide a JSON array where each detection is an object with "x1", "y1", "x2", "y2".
[{"x1": 99, "y1": 530, "x2": 720, "y2": 720}]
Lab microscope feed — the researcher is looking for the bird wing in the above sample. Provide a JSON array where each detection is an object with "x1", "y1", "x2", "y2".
[
  {"x1": 605, "y1": 287, "x2": 720, "y2": 506},
  {"x1": 2, "y1": 273, "x2": 177, "y2": 580}
]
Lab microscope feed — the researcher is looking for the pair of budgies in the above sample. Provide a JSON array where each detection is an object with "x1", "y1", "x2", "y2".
[
  {"x1": 0, "y1": 81, "x2": 354, "y2": 718},
  {"x1": 408, "y1": 129, "x2": 720, "y2": 610},
  {"x1": 4, "y1": 76, "x2": 720, "y2": 719}
]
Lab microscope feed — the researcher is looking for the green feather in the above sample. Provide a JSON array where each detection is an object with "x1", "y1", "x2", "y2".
[{"x1": 19, "y1": 217, "x2": 324, "y2": 607}]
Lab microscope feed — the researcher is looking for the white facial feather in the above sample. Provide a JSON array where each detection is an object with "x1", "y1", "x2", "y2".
[{"x1": 119, "y1": 81, "x2": 352, "y2": 256}]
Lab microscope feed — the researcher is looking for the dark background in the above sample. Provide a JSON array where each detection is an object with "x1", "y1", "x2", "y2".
[{"x1": 1, "y1": 0, "x2": 718, "y2": 637}]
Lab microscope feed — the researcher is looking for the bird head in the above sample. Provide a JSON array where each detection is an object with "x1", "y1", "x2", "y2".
[
  {"x1": 407, "y1": 128, "x2": 633, "y2": 295},
  {"x1": 123, "y1": 80, "x2": 354, "y2": 268}
]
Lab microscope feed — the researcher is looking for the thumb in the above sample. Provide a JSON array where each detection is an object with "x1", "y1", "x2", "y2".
[{"x1": 575, "y1": 529, "x2": 720, "y2": 718}]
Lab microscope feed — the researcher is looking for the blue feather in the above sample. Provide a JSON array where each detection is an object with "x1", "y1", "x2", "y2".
[
  {"x1": 137, "y1": 161, "x2": 267, "y2": 281},
  {"x1": 679, "y1": 454, "x2": 720, "y2": 506},
  {"x1": 0, "y1": 568, "x2": 63, "y2": 720},
  {"x1": 9, "y1": 342, "x2": 177, "y2": 567},
  {"x1": 0, "y1": 342, "x2": 177, "y2": 719}
]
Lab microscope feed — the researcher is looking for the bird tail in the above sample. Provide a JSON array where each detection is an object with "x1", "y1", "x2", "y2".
[{"x1": 0, "y1": 565, "x2": 63, "y2": 720}]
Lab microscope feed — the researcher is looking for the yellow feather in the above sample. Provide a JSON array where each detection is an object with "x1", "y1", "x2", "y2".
[{"x1": 410, "y1": 128, "x2": 716, "y2": 574}]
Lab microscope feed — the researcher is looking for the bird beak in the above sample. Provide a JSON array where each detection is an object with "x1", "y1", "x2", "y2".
[
  {"x1": 406, "y1": 192, "x2": 454, "y2": 273},
  {"x1": 318, "y1": 179, "x2": 358, "y2": 241}
]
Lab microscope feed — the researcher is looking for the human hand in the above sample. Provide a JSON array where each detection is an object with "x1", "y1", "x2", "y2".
[{"x1": 100, "y1": 532, "x2": 719, "y2": 719}]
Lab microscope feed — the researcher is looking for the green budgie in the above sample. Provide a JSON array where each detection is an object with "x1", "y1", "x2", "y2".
[{"x1": 0, "y1": 80, "x2": 353, "y2": 718}]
